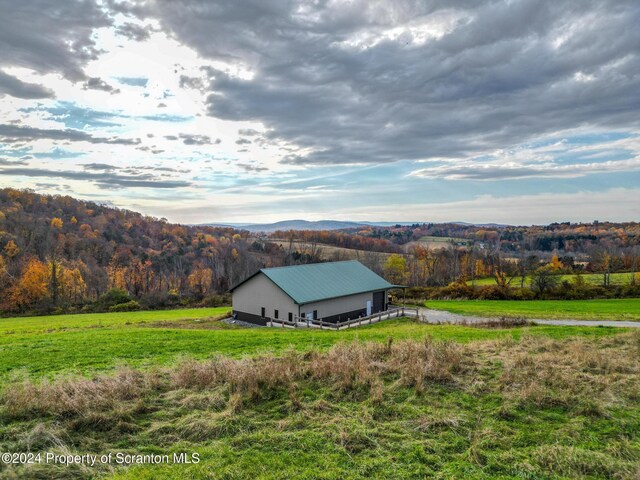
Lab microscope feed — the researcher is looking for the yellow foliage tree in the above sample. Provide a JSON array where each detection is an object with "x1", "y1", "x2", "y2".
[
  {"x1": 549, "y1": 254, "x2": 563, "y2": 270},
  {"x1": 3, "y1": 240, "x2": 20, "y2": 259},
  {"x1": 384, "y1": 254, "x2": 408, "y2": 285},
  {"x1": 51, "y1": 217, "x2": 63, "y2": 229},
  {"x1": 0, "y1": 255, "x2": 7, "y2": 284},
  {"x1": 10, "y1": 258, "x2": 49, "y2": 309},
  {"x1": 59, "y1": 267, "x2": 87, "y2": 304},
  {"x1": 188, "y1": 267, "x2": 213, "y2": 297}
]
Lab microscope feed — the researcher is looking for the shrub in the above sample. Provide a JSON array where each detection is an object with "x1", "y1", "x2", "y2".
[
  {"x1": 438, "y1": 282, "x2": 474, "y2": 299},
  {"x1": 108, "y1": 300, "x2": 141, "y2": 312},
  {"x1": 200, "y1": 294, "x2": 231, "y2": 308},
  {"x1": 97, "y1": 288, "x2": 131, "y2": 309},
  {"x1": 476, "y1": 285, "x2": 510, "y2": 300}
]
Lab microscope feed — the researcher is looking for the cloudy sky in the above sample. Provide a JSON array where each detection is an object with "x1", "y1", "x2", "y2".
[{"x1": 1, "y1": 0, "x2": 639, "y2": 225}]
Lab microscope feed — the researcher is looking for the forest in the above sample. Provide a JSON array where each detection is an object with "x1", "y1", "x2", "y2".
[{"x1": 0, "y1": 188, "x2": 639, "y2": 315}]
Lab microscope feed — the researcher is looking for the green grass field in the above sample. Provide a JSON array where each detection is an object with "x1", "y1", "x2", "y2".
[
  {"x1": 427, "y1": 298, "x2": 640, "y2": 320},
  {"x1": 418, "y1": 235, "x2": 469, "y2": 244},
  {"x1": 0, "y1": 307, "x2": 232, "y2": 334},
  {"x1": 469, "y1": 271, "x2": 637, "y2": 286},
  {"x1": 0, "y1": 307, "x2": 629, "y2": 381},
  {"x1": 0, "y1": 307, "x2": 638, "y2": 479}
]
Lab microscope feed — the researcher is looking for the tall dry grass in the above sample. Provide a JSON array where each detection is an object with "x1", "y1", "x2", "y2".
[
  {"x1": 500, "y1": 333, "x2": 639, "y2": 411},
  {"x1": 2, "y1": 332, "x2": 638, "y2": 423},
  {"x1": 2, "y1": 337, "x2": 466, "y2": 421}
]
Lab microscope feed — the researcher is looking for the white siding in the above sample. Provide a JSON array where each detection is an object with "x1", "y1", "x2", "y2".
[
  {"x1": 301, "y1": 291, "x2": 374, "y2": 320},
  {"x1": 232, "y1": 273, "x2": 297, "y2": 320}
]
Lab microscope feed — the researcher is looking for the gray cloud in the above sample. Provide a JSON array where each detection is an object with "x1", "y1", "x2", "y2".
[
  {"x1": 83, "y1": 77, "x2": 120, "y2": 93},
  {"x1": 0, "y1": 0, "x2": 112, "y2": 82},
  {"x1": 142, "y1": 0, "x2": 640, "y2": 167},
  {"x1": 238, "y1": 128, "x2": 260, "y2": 136},
  {"x1": 115, "y1": 22, "x2": 153, "y2": 42},
  {"x1": 0, "y1": 70, "x2": 54, "y2": 99},
  {"x1": 412, "y1": 157, "x2": 640, "y2": 181},
  {"x1": 0, "y1": 167, "x2": 191, "y2": 189},
  {"x1": 179, "y1": 74, "x2": 206, "y2": 91},
  {"x1": 83, "y1": 163, "x2": 118, "y2": 171},
  {"x1": 0, "y1": 157, "x2": 27, "y2": 166},
  {"x1": 179, "y1": 133, "x2": 213, "y2": 145},
  {"x1": 164, "y1": 133, "x2": 217, "y2": 145},
  {"x1": 237, "y1": 162, "x2": 268, "y2": 172},
  {"x1": 0, "y1": 124, "x2": 140, "y2": 145}
]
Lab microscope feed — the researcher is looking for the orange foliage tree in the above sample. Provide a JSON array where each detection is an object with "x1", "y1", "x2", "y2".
[{"x1": 10, "y1": 258, "x2": 49, "y2": 310}]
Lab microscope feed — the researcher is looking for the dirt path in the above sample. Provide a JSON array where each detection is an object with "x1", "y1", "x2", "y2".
[{"x1": 420, "y1": 308, "x2": 640, "y2": 328}]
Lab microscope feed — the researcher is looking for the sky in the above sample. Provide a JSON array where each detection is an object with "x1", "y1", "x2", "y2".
[{"x1": 0, "y1": 0, "x2": 639, "y2": 225}]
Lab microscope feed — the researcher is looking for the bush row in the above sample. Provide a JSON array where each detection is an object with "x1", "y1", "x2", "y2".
[
  {"x1": 404, "y1": 282, "x2": 640, "y2": 301},
  {"x1": 4, "y1": 289, "x2": 232, "y2": 317}
]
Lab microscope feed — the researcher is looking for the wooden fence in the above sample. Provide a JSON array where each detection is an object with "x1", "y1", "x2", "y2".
[{"x1": 267, "y1": 306, "x2": 421, "y2": 330}]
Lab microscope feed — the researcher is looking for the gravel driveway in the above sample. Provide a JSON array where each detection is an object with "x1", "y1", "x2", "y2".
[{"x1": 420, "y1": 308, "x2": 640, "y2": 328}]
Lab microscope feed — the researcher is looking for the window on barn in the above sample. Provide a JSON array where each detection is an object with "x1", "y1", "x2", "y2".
[
  {"x1": 261, "y1": 307, "x2": 265, "y2": 318},
  {"x1": 274, "y1": 309, "x2": 279, "y2": 319},
  {"x1": 313, "y1": 310, "x2": 318, "y2": 320},
  {"x1": 288, "y1": 312, "x2": 293, "y2": 322}
]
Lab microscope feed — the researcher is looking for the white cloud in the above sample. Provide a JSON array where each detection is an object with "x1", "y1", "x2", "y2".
[{"x1": 330, "y1": 188, "x2": 640, "y2": 225}]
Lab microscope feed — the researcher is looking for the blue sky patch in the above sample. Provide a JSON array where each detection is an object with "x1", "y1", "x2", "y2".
[{"x1": 115, "y1": 77, "x2": 149, "y2": 87}]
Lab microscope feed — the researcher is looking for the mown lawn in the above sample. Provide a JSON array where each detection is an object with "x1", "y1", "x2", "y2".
[{"x1": 426, "y1": 298, "x2": 640, "y2": 320}]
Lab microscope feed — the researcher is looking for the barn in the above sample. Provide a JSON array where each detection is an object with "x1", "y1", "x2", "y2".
[{"x1": 230, "y1": 260, "x2": 398, "y2": 326}]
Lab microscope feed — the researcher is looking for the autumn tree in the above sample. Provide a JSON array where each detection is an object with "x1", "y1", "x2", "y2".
[
  {"x1": 10, "y1": 258, "x2": 49, "y2": 310},
  {"x1": 59, "y1": 265, "x2": 87, "y2": 304},
  {"x1": 549, "y1": 254, "x2": 563, "y2": 270},
  {"x1": 188, "y1": 266, "x2": 213, "y2": 299},
  {"x1": 384, "y1": 254, "x2": 408, "y2": 285},
  {"x1": 50, "y1": 217, "x2": 63, "y2": 229},
  {"x1": 530, "y1": 266, "x2": 559, "y2": 297},
  {"x1": 3, "y1": 240, "x2": 19, "y2": 259}
]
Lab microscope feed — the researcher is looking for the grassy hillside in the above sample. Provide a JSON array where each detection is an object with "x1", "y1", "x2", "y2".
[
  {"x1": 1, "y1": 308, "x2": 638, "y2": 479},
  {"x1": 270, "y1": 239, "x2": 395, "y2": 262},
  {"x1": 469, "y1": 271, "x2": 636, "y2": 286},
  {"x1": 0, "y1": 307, "x2": 232, "y2": 334},
  {"x1": 426, "y1": 298, "x2": 640, "y2": 320},
  {"x1": 0, "y1": 308, "x2": 624, "y2": 381},
  {"x1": 0, "y1": 324, "x2": 637, "y2": 479}
]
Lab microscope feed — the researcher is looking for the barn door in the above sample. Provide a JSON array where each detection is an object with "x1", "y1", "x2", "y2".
[{"x1": 372, "y1": 291, "x2": 385, "y2": 313}]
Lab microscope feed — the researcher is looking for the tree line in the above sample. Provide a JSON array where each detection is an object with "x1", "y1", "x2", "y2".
[
  {"x1": 0, "y1": 189, "x2": 273, "y2": 314},
  {"x1": 1, "y1": 188, "x2": 639, "y2": 315}
]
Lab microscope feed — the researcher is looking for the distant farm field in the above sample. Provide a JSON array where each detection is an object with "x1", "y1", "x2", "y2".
[
  {"x1": 270, "y1": 239, "x2": 396, "y2": 261},
  {"x1": 427, "y1": 298, "x2": 640, "y2": 320},
  {"x1": 417, "y1": 235, "x2": 468, "y2": 244},
  {"x1": 469, "y1": 271, "x2": 637, "y2": 287}
]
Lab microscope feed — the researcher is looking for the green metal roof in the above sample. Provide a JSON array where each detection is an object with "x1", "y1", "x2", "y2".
[{"x1": 232, "y1": 260, "x2": 395, "y2": 304}]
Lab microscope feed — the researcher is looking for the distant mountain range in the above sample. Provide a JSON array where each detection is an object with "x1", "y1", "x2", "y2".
[
  {"x1": 201, "y1": 219, "x2": 509, "y2": 232},
  {"x1": 202, "y1": 219, "x2": 382, "y2": 232}
]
